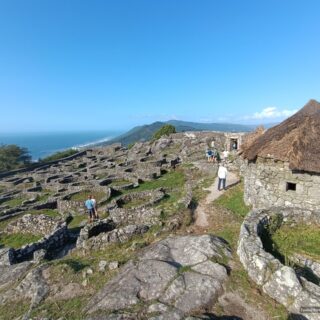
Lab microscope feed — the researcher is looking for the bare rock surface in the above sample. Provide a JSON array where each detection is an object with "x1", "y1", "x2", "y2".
[
  {"x1": 0, "y1": 265, "x2": 49, "y2": 307},
  {"x1": 0, "y1": 261, "x2": 32, "y2": 290},
  {"x1": 86, "y1": 235, "x2": 231, "y2": 318}
]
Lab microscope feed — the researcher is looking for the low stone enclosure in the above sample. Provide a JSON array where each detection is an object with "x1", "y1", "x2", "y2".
[
  {"x1": 106, "y1": 189, "x2": 165, "y2": 226},
  {"x1": 76, "y1": 218, "x2": 149, "y2": 250},
  {"x1": 5, "y1": 214, "x2": 59, "y2": 235},
  {"x1": 108, "y1": 188, "x2": 165, "y2": 210},
  {"x1": 237, "y1": 207, "x2": 320, "y2": 319},
  {"x1": 0, "y1": 222, "x2": 69, "y2": 265}
]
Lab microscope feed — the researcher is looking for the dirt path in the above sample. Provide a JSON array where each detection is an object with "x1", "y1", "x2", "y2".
[{"x1": 194, "y1": 171, "x2": 239, "y2": 228}]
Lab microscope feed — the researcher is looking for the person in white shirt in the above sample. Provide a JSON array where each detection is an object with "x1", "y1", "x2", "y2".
[
  {"x1": 222, "y1": 150, "x2": 229, "y2": 161},
  {"x1": 217, "y1": 163, "x2": 228, "y2": 191}
]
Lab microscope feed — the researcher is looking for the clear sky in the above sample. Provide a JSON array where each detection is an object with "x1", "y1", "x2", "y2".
[{"x1": 0, "y1": 0, "x2": 319, "y2": 132}]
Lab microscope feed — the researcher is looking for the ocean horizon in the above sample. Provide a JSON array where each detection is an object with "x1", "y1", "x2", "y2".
[{"x1": 0, "y1": 130, "x2": 122, "y2": 160}]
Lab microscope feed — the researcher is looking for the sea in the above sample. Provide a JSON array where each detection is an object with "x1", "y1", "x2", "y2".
[{"x1": 0, "y1": 131, "x2": 122, "y2": 161}]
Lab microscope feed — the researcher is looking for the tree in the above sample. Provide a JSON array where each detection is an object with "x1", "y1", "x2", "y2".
[
  {"x1": 0, "y1": 144, "x2": 31, "y2": 172},
  {"x1": 40, "y1": 149, "x2": 78, "y2": 162},
  {"x1": 153, "y1": 124, "x2": 176, "y2": 140}
]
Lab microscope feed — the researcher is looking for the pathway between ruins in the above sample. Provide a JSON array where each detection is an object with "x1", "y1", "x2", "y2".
[{"x1": 195, "y1": 171, "x2": 239, "y2": 228}]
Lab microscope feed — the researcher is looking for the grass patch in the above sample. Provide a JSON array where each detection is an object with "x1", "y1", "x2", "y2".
[
  {"x1": 67, "y1": 215, "x2": 87, "y2": 229},
  {"x1": 215, "y1": 224, "x2": 241, "y2": 251},
  {"x1": 178, "y1": 265, "x2": 192, "y2": 274},
  {"x1": 223, "y1": 262, "x2": 288, "y2": 319},
  {"x1": 134, "y1": 170, "x2": 185, "y2": 192},
  {"x1": 27, "y1": 209, "x2": 60, "y2": 218},
  {"x1": 0, "y1": 301, "x2": 30, "y2": 320},
  {"x1": 36, "y1": 192, "x2": 53, "y2": 203},
  {"x1": 110, "y1": 179, "x2": 131, "y2": 187},
  {"x1": 214, "y1": 183, "x2": 250, "y2": 218},
  {"x1": 0, "y1": 232, "x2": 42, "y2": 248},
  {"x1": 192, "y1": 176, "x2": 216, "y2": 203},
  {"x1": 70, "y1": 190, "x2": 106, "y2": 202},
  {"x1": 103, "y1": 170, "x2": 187, "y2": 217},
  {"x1": 30, "y1": 296, "x2": 88, "y2": 320},
  {"x1": 181, "y1": 162, "x2": 195, "y2": 169},
  {"x1": 271, "y1": 223, "x2": 320, "y2": 262},
  {"x1": 67, "y1": 211, "x2": 109, "y2": 230},
  {"x1": 3, "y1": 195, "x2": 28, "y2": 208},
  {"x1": 121, "y1": 197, "x2": 151, "y2": 209}
]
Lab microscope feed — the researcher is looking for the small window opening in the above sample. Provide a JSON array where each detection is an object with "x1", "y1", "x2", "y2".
[{"x1": 286, "y1": 182, "x2": 296, "y2": 191}]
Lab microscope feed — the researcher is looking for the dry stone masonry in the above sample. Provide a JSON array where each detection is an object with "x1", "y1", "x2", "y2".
[
  {"x1": 237, "y1": 207, "x2": 320, "y2": 320},
  {"x1": 5, "y1": 213, "x2": 60, "y2": 235},
  {"x1": 243, "y1": 157, "x2": 320, "y2": 211}
]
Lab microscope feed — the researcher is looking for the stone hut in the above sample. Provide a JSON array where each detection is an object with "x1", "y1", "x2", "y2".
[
  {"x1": 241, "y1": 99, "x2": 320, "y2": 210},
  {"x1": 224, "y1": 132, "x2": 247, "y2": 151}
]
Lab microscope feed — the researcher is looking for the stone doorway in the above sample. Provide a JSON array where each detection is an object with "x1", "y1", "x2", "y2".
[{"x1": 230, "y1": 138, "x2": 238, "y2": 151}]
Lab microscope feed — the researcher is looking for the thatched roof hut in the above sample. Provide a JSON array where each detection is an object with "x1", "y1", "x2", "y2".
[{"x1": 241, "y1": 99, "x2": 320, "y2": 173}]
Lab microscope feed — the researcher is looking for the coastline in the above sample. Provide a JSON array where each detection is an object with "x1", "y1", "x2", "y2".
[{"x1": 0, "y1": 131, "x2": 122, "y2": 160}]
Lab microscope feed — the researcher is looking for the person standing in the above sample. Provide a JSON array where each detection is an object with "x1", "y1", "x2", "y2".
[
  {"x1": 91, "y1": 194, "x2": 99, "y2": 220},
  {"x1": 84, "y1": 195, "x2": 95, "y2": 223},
  {"x1": 206, "y1": 149, "x2": 213, "y2": 162},
  {"x1": 217, "y1": 163, "x2": 228, "y2": 191},
  {"x1": 222, "y1": 150, "x2": 229, "y2": 161}
]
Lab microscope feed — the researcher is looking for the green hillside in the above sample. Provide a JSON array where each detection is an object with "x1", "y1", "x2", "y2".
[{"x1": 98, "y1": 120, "x2": 256, "y2": 147}]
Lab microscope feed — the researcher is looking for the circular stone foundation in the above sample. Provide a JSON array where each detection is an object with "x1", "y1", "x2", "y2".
[{"x1": 237, "y1": 207, "x2": 320, "y2": 319}]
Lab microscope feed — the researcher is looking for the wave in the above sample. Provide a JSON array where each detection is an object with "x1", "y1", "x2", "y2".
[{"x1": 73, "y1": 136, "x2": 112, "y2": 149}]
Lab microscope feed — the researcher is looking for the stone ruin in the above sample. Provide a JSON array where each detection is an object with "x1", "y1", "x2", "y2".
[
  {"x1": 0, "y1": 131, "x2": 253, "y2": 319},
  {"x1": 5, "y1": 213, "x2": 60, "y2": 236},
  {"x1": 0, "y1": 221, "x2": 69, "y2": 265},
  {"x1": 237, "y1": 207, "x2": 320, "y2": 320}
]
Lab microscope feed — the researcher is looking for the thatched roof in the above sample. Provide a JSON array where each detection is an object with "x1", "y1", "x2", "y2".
[
  {"x1": 240, "y1": 126, "x2": 265, "y2": 152},
  {"x1": 241, "y1": 99, "x2": 320, "y2": 173}
]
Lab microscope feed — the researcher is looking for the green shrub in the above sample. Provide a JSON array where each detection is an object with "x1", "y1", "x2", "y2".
[
  {"x1": 40, "y1": 149, "x2": 78, "y2": 162},
  {"x1": 127, "y1": 143, "x2": 135, "y2": 149},
  {"x1": 0, "y1": 144, "x2": 31, "y2": 172},
  {"x1": 153, "y1": 124, "x2": 176, "y2": 140}
]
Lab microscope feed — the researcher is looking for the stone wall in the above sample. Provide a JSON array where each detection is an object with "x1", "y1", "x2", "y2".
[
  {"x1": 57, "y1": 187, "x2": 111, "y2": 214},
  {"x1": 5, "y1": 214, "x2": 60, "y2": 235},
  {"x1": 1, "y1": 222, "x2": 69, "y2": 265},
  {"x1": 76, "y1": 219, "x2": 116, "y2": 247},
  {"x1": 224, "y1": 132, "x2": 246, "y2": 151},
  {"x1": 77, "y1": 224, "x2": 149, "y2": 249},
  {"x1": 243, "y1": 157, "x2": 320, "y2": 211},
  {"x1": 0, "y1": 150, "x2": 88, "y2": 179},
  {"x1": 237, "y1": 208, "x2": 320, "y2": 320}
]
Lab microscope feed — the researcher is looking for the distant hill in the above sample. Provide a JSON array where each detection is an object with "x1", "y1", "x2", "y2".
[{"x1": 97, "y1": 120, "x2": 258, "y2": 147}]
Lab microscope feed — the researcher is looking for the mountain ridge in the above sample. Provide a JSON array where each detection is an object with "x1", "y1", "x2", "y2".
[{"x1": 97, "y1": 120, "x2": 262, "y2": 147}]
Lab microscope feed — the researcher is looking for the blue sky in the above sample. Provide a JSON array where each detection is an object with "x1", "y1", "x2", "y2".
[{"x1": 0, "y1": 0, "x2": 319, "y2": 132}]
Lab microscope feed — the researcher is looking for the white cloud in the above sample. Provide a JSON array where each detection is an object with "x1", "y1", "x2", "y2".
[{"x1": 243, "y1": 107, "x2": 298, "y2": 120}]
